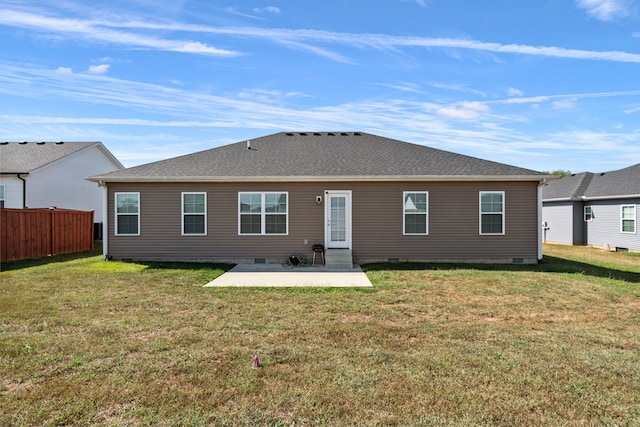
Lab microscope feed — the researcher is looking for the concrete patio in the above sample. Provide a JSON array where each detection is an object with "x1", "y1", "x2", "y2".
[{"x1": 204, "y1": 264, "x2": 373, "y2": 287}]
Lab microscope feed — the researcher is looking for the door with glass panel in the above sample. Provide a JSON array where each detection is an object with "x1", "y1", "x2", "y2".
[{"x1": 325, "y1": 190, "x2": 351, "y2": 249}]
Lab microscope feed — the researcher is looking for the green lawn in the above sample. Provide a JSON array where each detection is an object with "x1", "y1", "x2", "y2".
[{"x1": 1, "y1": 244, "x2": 639, "y2": 426}]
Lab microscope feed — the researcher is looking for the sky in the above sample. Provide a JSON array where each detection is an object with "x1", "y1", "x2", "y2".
[{"x1": 1, "y1": 0, "x2": 639, "y2": 173}]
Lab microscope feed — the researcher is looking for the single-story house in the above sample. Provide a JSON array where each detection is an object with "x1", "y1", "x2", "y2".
[
  {"x1": 88, "y1": 132, "x2": 552, "y2": 266},
  {"x1": 0, "y1": 141, "x2": 124, "y2": 238},
  {"x1": 542, "y1": 163, "x2": 639, "y2": 252}
]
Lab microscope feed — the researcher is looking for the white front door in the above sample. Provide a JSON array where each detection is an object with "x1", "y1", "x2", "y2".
[{"x1": 325, "y1": 190, "x2": 352, "y2": 249}]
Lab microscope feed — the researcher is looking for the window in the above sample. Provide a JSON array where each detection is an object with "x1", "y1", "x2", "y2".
[
  {"x1": 0, "y1": 184, "x2": 4, "y2": 208},
  {"x1": 479, "y1": 191, "x2": 505, "y2": 235},
  {"x1": 239, "y1": 192, "x2": 288, "y2": 235},
  {"x1": 182, "y1": 192, "x2": 206, "y2": 235},
  {"x1": 403, "y1": 191, "x2": 428, "y2": 234},
  {"x1": 584, "y1": 206, "x2": 593, "y2": 222},
  {"x1": 621, "y1": 205, "x2": 636, "y2": 233},
  {"x1": 115, "y1": 192, "x2": 140, "y2": 235}
]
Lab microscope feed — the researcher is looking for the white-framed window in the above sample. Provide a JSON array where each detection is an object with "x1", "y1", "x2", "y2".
[
  {"x1": 182, "y1": 192, "x2": 206, "y2": 235},
  {"x1": 479, "y1": 191, "x2": 505, "y2": 235},
  {"x1": 621, "y1": 205, "x2": 636, "y2": 233},
  {"x1": 0, "y1": 184, "x2": 4, "y2": 208},
  {"x1": 403, "y1": 191, "x2": 428, "y2": 235},
  {"x1": 115, "y1": 192, "x2": 140, "y2": 236},
  {"x1": 584, "y1": 206, "x2": 593, "y2": 222},
  {"x1": 239, "y1": 192, "x2": 288, "y2": 235}
]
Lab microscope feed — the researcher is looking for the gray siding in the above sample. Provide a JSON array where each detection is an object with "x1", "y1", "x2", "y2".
[
  {"x1": 542, "y1": 202, "x2": 576, "y2": 245},
  {"x1": 586, "y1": 199, "x2": 640, "y2": 251},
  {"x1": 107, "y1": 181, "x2": 541, "y2": 264}
]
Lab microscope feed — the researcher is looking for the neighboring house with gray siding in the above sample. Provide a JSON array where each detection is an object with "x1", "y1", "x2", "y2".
[
  {"x1": 542, "y1": 163, "x2": 640, "y2": 252},
  {"x1": 0, "y1": 141, "x2": 124, "y2": 231},
  {"x1": 88, "y1": 132, "x2": 552, "y2": 266}
]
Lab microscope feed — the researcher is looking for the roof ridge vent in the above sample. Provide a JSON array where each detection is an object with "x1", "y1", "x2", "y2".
[
  {"x1": 327, "y1": 132, "x2": 335, "y2": 136},
  {"x1": 19, "y1": 141, "x2": 28, "y2": 144},
  {"x1": 354, "y1": 132, "x2": 361, "y2": 136},
  {"x1": 313, "y1": 132, "x2": 321, "y2": 136},
  {"x1": 37, "y1": 141, "x2": 46, "y2": 145},
  {"x1": 299, "y1": 132, "x2": 307, "y2": 136},
  {"x1": 285, "y1": 132, "x2": 294, "y2": 136},
  {"x1": 340, "y1": 132, "x2": 349, "y2": 136}
]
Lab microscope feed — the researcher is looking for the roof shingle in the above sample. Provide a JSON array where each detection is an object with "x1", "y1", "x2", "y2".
[{"x1": 89, "y1": 132, "x2": 547, "y2": 182}]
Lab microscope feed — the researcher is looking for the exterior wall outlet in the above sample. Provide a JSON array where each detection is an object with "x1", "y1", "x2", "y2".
[{"x1": 304, "y1": 239, "x2": 308, "y2": 245}]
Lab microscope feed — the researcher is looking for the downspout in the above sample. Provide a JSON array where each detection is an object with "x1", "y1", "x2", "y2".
[
  {"x1": 537, "y1": 179, "x2": 547, "y2": 262},
  {"x1": 98, "y1": 180, "x2": 109, "y2": 260},
  {"x1": 17, "y1": 173, "x2": 28, "y2": 208}
]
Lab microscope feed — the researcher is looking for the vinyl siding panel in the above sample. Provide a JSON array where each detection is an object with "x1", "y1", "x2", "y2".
[
  {"x1": 106, "y1": 181, "x2": 540, "y2": 264},
  {"x1": 587, "y1": 199, "x2": 640, "y2": 251},
  {"x1": 27, "y1": 146, "x2": 121, "y2": 222},
  {"x1": 542, "y1": 201, "x2": 580, "y2": 245},
  {"x1": 0, "y1": 176, "x2": 25, "y2": 208}
]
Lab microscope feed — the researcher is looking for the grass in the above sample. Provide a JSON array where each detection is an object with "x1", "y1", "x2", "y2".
[{"x1": 1, "y1": 244, "x2": 639, "y2": 426}]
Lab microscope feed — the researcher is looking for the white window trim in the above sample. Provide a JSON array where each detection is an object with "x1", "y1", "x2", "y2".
[
  {"x1": 181, "y1": 192, "x2": 207, "y2": 236},
  {"x1": 403, "y1": 191, "x2": 429, "y2": 235},
  {"x1": 620, "y1": 204, "x2": 636, "y2": 234},
  {"x1": 238, "y1": 192, "x2": 289, "y2": 236},
  {"x1": 584, "y1": 206, "x2": 593, "y2": 222},
  {"x1": 115, "y1": 192, "x2": 140, "y2": 236},
  {"x1": 479, "y1": 191, "x2": 505, "y2": 235}
]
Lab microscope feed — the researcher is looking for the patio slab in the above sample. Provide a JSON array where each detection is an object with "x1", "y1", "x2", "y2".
[{"x1": 204, "y1": 264, "x2": 373, "y2": 287}]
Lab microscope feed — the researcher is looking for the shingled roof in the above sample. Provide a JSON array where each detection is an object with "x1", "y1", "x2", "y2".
[
  {"x1": 543, "y1": 163, "x2": 640, "y2": 201},
  {"x1": 89, "y1": 132, "x2": 548, "y2": 183},
  {"x1": 0, "y1": 141, "x2": 103, "y2": 173}
]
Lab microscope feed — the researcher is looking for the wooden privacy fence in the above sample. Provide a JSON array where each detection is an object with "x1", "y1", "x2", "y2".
[{"x1": 1, "y1": 208, "x2": 94, "y2": 262}]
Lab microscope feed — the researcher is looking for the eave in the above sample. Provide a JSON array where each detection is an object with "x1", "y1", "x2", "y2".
[{"x1": 87, "y1": 174, "x2": 553, "y2": 183}]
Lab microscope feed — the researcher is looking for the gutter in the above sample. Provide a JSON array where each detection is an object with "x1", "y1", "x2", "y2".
[
  {"x1": 537, "y1": 179, "x2": 547, "y2": 262},
  {"x1": 17, "y1": 173, "x2": 28, "y2": 208},
  {"x1": 87, "y1": 174, "x2": 556, "y2": 184},
  {"x1": 97, "y1": 180, "x2": 109, "y2": 260}
]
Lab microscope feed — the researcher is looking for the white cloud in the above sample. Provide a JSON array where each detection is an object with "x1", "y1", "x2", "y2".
[
  {"x1": 55, "y1": 66, "x2": 72, "y2": 74},
  {"x1": 508, "y1": 87, "x2": 523, "y2": 97},
  {"x1": 436, "y1": 101, "x2": 490, "y2": 120},
  {"x1": 0, "y1": 9, "x2": 240, "y2": 57},
  {"x1": 575, "y1": 0, "x2": 631, "y2": 21},
  {"x1": 253, "y1": 6, "x2": 281, "y2": 14},
  {"x1": 87, "y1": 64, "x2": 110, "y2": 74},
  {"x1": 552, "y1": 99, "x2": 576, "y2": 109},
  {"x1": 3, "y1": 8, "x2": 640, "y2": 63}
]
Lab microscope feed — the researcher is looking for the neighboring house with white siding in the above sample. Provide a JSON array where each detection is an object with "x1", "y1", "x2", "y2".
[
  {"x1": 0, "y1": 141, "x2": 123, "y2": 232},
  {"x1": 542, "y1": 163, "x2": 640, "y2": 252}
]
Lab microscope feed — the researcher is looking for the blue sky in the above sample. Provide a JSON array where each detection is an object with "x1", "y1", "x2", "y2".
[{"x1": 1, "y1": 0, "x2": 639, "y2": 172}]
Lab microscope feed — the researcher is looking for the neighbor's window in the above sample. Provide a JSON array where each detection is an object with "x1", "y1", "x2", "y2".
[
  {"x1": 182, "y1": 192, "x2": 206, "y2": 235},
  {"x1": 239, "y1": 192, "x2": 288, "y2": 235},
  {"x1": 584, "y1": 206, "x2": 593, "y2": 222},
  {"x1": 115, "y1": 192, "x2": 140, "y2": 235},
  {"x1": 0, "y1": 184, "x2": 4, "y2": 208},
  {"x1": 479, "y1": 191, "x2": 505, "y2": 235},
  {"x1": 621, "y1": 205, "x2": 636, "y2": 233},
  {"x1": 403, "y1": 191, "x2": 428, "y2": 235}
]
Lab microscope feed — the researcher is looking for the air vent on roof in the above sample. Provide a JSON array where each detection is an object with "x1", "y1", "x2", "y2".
[
  {"x1": 313, "y1": 132, "x2": 321, "y2": 136},
  {"x1": 327, "y1": 132, "x2": 335, "y2": 136},
  {"x1": 37, "y1": 141, "x2": 45, "y2": 145},
  {"x1": 285, "y1": 132, "x2": 294, "y2": 136},
  {"x1": 340, "y1": 132, "x2": 348, "y2": 136},
  {"x1": 299, "y1": 132, "x2": 307, "y2": 136},
  {"x1": 354, "y1": 132, "x2": 361, "y2": 136},
  {"x1": 0, "y1": 142, "x2": 8, "y2": 145},
  {"x1": 19, "y1": 141, "x2": 27, "y2": 144},
  {"x1": 56, "y1": 141, "x2": 64, "y2": 144},
  {"x1": 600, "y1": 172, "x2": 606, "y2": 176}
]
